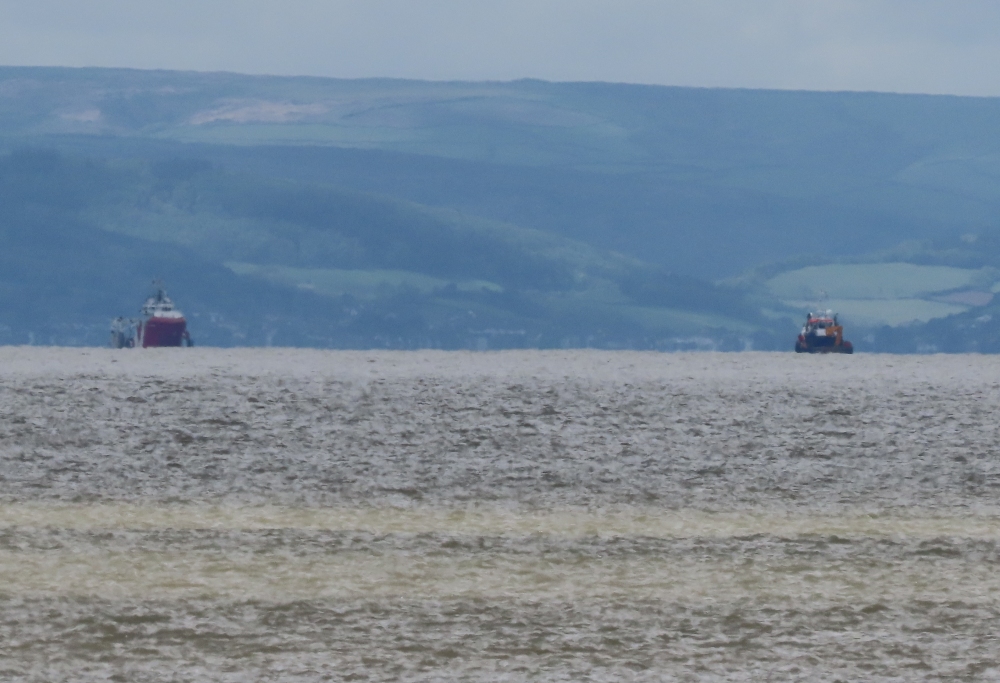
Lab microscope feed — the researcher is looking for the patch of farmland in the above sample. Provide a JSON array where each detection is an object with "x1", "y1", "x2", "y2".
[{"x1": 768, "y1": 262, "x2": 997, "y2": 326}]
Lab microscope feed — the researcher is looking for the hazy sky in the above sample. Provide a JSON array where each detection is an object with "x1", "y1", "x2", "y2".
[{"x1": 1, "y1": 1, "x2": 998, "y2": 96}]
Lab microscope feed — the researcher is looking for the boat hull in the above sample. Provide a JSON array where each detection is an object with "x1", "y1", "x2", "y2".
[
  {"x1": 142, "y1": 317, "x2": 188, "y2": 348},
  {"x1": 795, "y1": 339, "x2": 853, "y2": 354}
]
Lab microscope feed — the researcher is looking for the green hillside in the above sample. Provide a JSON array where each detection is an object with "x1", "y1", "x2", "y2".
[
  {"x1": 6, "y1": 67, "x2": 1000, "y2": 278},
  {"x1": 3, "y1": 66, "x2": 1000, "y2": 350},
  {"x1": 0, "y1": 148, "x2": 775, "y2": 348}
]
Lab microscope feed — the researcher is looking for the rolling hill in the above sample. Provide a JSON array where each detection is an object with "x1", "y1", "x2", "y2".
[
  {"x1": 2, "y1": 66, "x2": 1000, "y2": 350},
  {"x1": 0, "y1": 148, "x2": 773, "y2": 348}
]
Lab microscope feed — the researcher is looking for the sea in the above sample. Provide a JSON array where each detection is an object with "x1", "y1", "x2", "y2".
[{"x1": 0, "y1": 348, "x2": 998, "y2": 681}]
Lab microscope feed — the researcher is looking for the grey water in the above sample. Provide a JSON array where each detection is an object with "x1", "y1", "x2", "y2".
[{"x1": 1, "y1": 348, "x2": 999, "y2": 681}]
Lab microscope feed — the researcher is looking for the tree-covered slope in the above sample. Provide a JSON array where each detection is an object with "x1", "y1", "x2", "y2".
[
  {"x1": 0, "y1": 149, "x2": 775, "y2": 348},
  {"x1": 4, "y1": 67, "x2": 1000, "y2": 279},
  {"x1": 3, "y1": 66, "x2": 1000, "y2": 350}
]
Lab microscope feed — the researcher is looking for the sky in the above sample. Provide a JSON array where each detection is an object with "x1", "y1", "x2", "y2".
[{"x1": 1, "y1": 0, "x2": 998, "y2": 96}]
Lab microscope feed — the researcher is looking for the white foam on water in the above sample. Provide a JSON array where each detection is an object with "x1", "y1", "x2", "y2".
[
  {"x1": 0, "y1": 542, "x2": 997, "y2": 604},
  {"x1": 2, "y1": 502, "x2": 1000, "y2": 538}
]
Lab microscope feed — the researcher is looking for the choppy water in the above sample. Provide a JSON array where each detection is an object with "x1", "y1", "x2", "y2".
[{"x1": 1, "y1": 349, "x2": 1000, "y2": 680}]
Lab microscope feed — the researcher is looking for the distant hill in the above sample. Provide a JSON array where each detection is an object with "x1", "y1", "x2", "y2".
[
  {"x1": 2, "y1": 66, "x2": 1000, "y2": 350},
  {"x1": 0, "y1": 148, "x2": 773, "y2": 348}
]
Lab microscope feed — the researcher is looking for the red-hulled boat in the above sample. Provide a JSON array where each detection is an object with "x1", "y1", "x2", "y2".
[{"x1": 110, "y1": 281, "x2": 193, "y2": 348}]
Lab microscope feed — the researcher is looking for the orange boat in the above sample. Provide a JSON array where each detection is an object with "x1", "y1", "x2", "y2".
[{"x1": 794, "y1": 310, "x2": 853, "y2": 354}]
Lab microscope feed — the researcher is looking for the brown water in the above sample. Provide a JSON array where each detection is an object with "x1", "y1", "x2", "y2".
[{"x1": 1, "y1": 348, "x2": 999, "y2": 680}]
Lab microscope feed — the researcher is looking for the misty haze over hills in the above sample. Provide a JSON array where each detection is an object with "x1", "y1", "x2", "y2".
[{"x1": 2, "y1": 66, "x2": 1000, "y2": 351}]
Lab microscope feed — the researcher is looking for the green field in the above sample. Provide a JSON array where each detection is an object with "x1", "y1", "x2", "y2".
[
  {"x1": 785, "y1": 298, "x2": 969, "y2": 327},
  {"x1": 226, "y1": 262, "x2": 501, "y2": 299},
  {"x1": 766, "y1": 263, "x2": 986, "y2": 300},
  {"x1": 766, "y1": 262, "x2": 999, "y2": 327}
]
